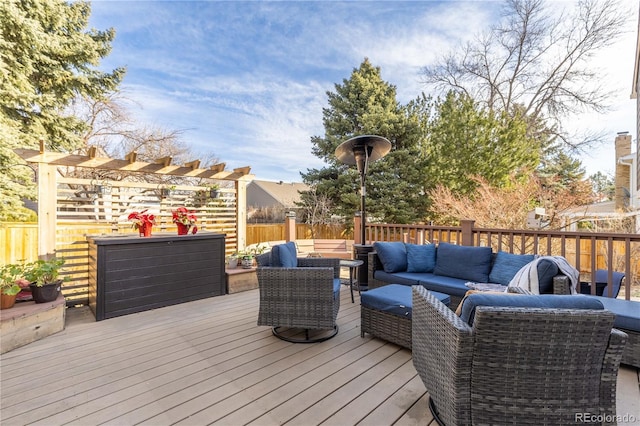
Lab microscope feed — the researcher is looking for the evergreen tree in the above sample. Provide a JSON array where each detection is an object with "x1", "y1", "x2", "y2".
[
  {"x1": 425, "y1": 92, "x2": 539, "y2": 197},
  {"x1": 301, "y1": 59, "x2": 431, "y2": 225},
  {"x1": 589, "y1": 171, "x2": 615, "y2": 201},
  {"x1": 0, "y1": 0, "x2": 124, "y2": 220}
]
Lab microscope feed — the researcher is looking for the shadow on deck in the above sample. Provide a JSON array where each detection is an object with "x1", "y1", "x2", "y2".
[{"x1": 1, "y1": 287, "x2": 638, "y2": 425}]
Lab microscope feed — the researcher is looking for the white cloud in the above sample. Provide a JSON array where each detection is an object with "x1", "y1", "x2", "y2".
[{"x1": 90, "y1": 0, "x2": 638, "y2": 182}]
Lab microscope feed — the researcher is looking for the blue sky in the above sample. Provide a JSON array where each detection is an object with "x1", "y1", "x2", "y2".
[{"x1": 89, "y1": 0, "x2": 637, "y2": 183}]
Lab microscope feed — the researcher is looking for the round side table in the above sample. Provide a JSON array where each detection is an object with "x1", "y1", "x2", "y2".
[{"x1": 340, "y1": 259, "x2": 364, "y2": 303}]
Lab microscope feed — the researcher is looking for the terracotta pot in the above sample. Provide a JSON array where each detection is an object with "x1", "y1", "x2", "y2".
[
  {"x1": 0, "y1": 293, "x2": 17, "y2": 309},
  {"x1": 29, "y1": 281, "x2": 62, "y2": 303},
  {"x1": 177, "y1": 223, "x2": 190, "y2": 235}
]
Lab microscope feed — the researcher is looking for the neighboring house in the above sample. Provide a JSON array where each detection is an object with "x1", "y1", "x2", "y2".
[
  {"x1": 561, "y1": 133, "x2": 640, "y2": 232},
  {"x1": 633, "y1": 2, "x2": 640, "y2": 199},
  {"x1": 246, "y1": 180, "x2": 309, "y2": 216},
  {"x1": 561, "y1": 5, "x2": 640, "y2": 232}
]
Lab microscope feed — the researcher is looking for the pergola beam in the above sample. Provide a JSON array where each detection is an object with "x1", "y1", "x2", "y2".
[
  {"x1": 184, "y1": 159, "x2": 201, "y2": 170},
  {"x1": 14, "y1": 149, "x2": 251, "y2": 181},
  {"x1": 125, "y1": 151, "x2": 137, "y2": 163}
]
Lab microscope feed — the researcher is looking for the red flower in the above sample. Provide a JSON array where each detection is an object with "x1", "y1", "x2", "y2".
[
  {"x1": 127, "y1": 209, "x2": 156, "y2": 230},
  {"x1": 172, "y1": 206, "x2": 197, "y2": 226}
]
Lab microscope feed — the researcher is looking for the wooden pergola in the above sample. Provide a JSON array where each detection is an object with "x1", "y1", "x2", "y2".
[{"x1": 14, "y1": 142, "x2": 254, "y2": 305}]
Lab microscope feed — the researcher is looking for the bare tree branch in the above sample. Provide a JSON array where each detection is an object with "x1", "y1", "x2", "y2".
[{"x1": 422, "y1": 0, "x2": 629, "y2": 150}]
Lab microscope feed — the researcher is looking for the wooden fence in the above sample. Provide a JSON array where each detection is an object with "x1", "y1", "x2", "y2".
[{"x1": 246, "y1": 224, "x2": 351, "y2": 245}]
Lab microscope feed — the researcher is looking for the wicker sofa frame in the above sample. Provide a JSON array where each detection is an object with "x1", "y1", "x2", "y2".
[
  {"x1": 411, "y1": 286, "x2": 627, "y2": 426},
  {"x1": 256, "y1": 254, "x2": 341, "y2": 343}
]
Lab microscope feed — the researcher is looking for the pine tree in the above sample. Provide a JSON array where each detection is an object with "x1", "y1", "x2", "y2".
[
  {"x1": 425, "y1": 91, "x2": 540, "y2": 197},
  {"x1": 301, "y1": 59, "x2": 431, "y2": 225},
  {"x1": 0, "y1": 0, "x2": 124, "y2": 220}
]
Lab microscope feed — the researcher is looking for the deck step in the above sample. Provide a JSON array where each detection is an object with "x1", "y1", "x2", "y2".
[{"x1": 0, "y1": 294, "x2": 65, "y2": 354}]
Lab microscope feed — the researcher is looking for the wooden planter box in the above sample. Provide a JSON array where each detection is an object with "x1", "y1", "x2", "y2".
[{"x1": 87, "y1": 232, "x2": 225, "y2": 321}]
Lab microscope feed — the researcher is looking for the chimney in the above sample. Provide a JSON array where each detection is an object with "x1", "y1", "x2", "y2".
[{"x1": 615, "y1": 132, "x2": 631, "y2": 210}]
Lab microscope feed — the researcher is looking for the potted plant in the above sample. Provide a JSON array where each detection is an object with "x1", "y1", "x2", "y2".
[
  {"x1": 0, "y1": 263, "x2": 25, "y2": 309},
  {"x1": 226, "y1": 253, "x2": 239, "y2": 269},
  {"x1": 24, "y1": 257, "x2": 67, "y2": 303},
  {"x1": 127, "y1": 209, "x2": 156, "y2": 237},
  {"x1": 239, "y1": 244, "x2": 268, "y2": 269},
  {"x1": 208, "y1": 183, "x2": 221, "y2": 199},
  {"x1": 172, "y1": 206, "x2": 198, "y2": 235}
]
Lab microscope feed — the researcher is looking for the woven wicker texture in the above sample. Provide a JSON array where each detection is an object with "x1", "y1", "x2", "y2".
[
  {"x1": 361, "y1": 305, "x2": 412, "y2": 349},
  {"x1": 256, "y1": 255, "x2": 340, "y2": 332},
  {"x1": 411, "y1": 286, "x2": 627, "y2": 426}
]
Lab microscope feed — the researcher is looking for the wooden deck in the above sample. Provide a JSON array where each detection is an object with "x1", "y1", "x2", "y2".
[{"x1": 1, "y1": 286, "x2": 639, "y2": 426}]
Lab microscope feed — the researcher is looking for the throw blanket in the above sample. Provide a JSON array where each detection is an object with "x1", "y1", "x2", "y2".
[{"x1": 508, "y1": 256, "x2": 578, "y2": 295}]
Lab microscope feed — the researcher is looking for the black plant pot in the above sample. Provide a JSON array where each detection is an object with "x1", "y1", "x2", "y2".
[{"x1": 29, "y1": 281, "x2": 62, "y2": 303}]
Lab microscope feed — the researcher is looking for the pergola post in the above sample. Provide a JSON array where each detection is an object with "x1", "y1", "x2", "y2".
[
  {"x1": 37, "y1": 162, "x2": 57, "y2": 259},
  {"x1": 235, "y1": 176, "x2": 251, "y2": 251}
]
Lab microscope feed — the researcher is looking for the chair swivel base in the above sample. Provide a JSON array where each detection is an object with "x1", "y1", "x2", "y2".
[
  {"x1": 272, "y1": 326, "x2": 339, "y2": 343},
  {"x1": 428, "y1": 396, "x2": 446, "y2": 426}
]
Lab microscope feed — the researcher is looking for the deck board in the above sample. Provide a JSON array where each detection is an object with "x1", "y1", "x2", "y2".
[{"x1": 1, "y1": 286, "x2": 638, "y2": 426}]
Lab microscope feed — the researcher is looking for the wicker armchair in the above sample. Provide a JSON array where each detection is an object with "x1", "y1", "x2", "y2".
[
  {"x1": 411, "y1": 286, "x2": 627, "y2": 426},
  {"x1": 256, "y1": 250, "x2": 341, "y2": 343}
]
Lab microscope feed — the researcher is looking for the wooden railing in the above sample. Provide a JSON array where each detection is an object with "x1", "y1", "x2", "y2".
[
  {"x1": 367, "y1": 220, "x2": 640, "y2": 301},
  {"x1": 3, "y1": 219, "x2": 638, "y2": 302}
]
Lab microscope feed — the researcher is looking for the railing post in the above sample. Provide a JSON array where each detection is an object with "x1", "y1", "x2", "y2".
[
  {"x1": 284, "y1": 211, "x2": 296, "y2": 242},
  {"x1": 461, "y1": 219, "x2": 475, "y2": 246},
  {"x1": 354, "y1": 213, "x2": 362, "y2": 245}
]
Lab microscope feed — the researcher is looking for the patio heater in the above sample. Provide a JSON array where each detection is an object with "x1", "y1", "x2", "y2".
[{"x1": 335, "y1": 135, "x2": 391, "y2": 290}]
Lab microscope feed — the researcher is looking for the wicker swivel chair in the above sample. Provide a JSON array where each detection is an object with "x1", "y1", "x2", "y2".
[
  {"x1": 256, "y1": 243, "x2": 341, "y2": 343},
  {"x1": 411, "y1": 286, "x2": 627, "y2": 426}
]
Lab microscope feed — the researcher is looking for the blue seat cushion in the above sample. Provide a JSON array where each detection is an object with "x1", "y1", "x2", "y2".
[
  {"x1": 417, "y1": 274, "x2": 471, "y2": 298},
  {"x1": 592, "y1": 296, "x2": 640, "y2": 331},
  {"x1": 434, "y1": 243, "x2": 492, "y2": 283},
  {"x1": 271, "y1": 242, "x2": 297, "y2": 267},
  {"x1": 374, "y1": 271, "x2": 425, "y2": 286},
  {"x1": 459, "y1": 294, "x2": 604, "y2": 326},
  {"x1": 489, "y1": 251, "x2": 535, "y2": 285},
  {"x1": 373, "y1": 242, "x2": 407, "y2": 273},
  {"x1": 405, "y1": 243, "x2": 437, "y2": 273},
  {"x1": 361, "y1": 284, "x2": 450, "y2": 319}
]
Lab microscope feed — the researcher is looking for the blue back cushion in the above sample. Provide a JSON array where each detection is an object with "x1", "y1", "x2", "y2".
[
  {"x1": 489, "y1": 251, "x2": 535, "y2": 285},
  {"x1": 271, "y1": 242, "x2": 297, "y2": 267},
  {"x1": 406, "y1": 243, "x2": 437, "y2": 273},
  {"x1": 434, "y1": 243, "x2": 492, "y2": 283},
  {"x1": 460, "y1": 293, "x2": 604, "y2": 326},
  {"x1": 373, "y1": 242, "x2": 407, "y2": 273},
  {"x1": 537, "y1": 259, "x2": 559, "y2": 294}
]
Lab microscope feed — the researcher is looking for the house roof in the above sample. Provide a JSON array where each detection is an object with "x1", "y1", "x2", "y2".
[{"x1": 247, "y1": 180, "x2": 310, "y2": 209}]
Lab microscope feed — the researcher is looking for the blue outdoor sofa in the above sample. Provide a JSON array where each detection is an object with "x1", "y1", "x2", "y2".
[
  {"x1": 366, "y1": 241, "x2": 640, "y2": 368},
  {"x1": 367, "y1": 242, "x2": 572, "y2": 308}
]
